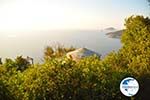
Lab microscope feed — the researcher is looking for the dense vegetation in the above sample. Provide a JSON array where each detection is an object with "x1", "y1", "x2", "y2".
[{"x1": 0, "y1": 16, "x2": 150, "y2": 100}]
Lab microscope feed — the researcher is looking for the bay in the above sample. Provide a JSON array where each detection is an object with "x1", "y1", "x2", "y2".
[{"x1": 0, "y1": 30, "x2": 121, "y2": 62}]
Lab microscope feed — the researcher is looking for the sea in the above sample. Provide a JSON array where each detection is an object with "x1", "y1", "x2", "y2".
[{"x1": 0, "y1": 30, "x2": 121, "y2": 63}]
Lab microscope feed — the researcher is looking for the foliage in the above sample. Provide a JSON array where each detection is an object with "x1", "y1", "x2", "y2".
[
  {"x1": 15, "y1": 56, "x2": 30, "y2": 71},
  {"x1": 0, "y1": 80, "x2": 15, "y2": 100},
  {"x1": 3, "y1": 56, "x2": 30, "y2": 71},
  {"x1": 120, "y1": 16, "x2": 150, "y2": 76},
  {"x1": 0, "y1": 16, "x2": 150, "y2": 100},
  {"x1": 44, "y1": 44, "x2": 75, "y2": 60},
  {"x1": 0, "y1": 56, "x2": 130, "y2": 100}
]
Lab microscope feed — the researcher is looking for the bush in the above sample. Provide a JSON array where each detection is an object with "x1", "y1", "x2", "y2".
[{"x1": 1, "y1": 56, "x2": 129, "y2": 100}]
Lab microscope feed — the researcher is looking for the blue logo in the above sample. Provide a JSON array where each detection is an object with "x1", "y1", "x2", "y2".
[{"x1": 120, "y1": 77, "x2": 139, "y2": 97}]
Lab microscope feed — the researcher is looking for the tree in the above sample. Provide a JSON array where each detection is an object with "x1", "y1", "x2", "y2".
[
  {"x1": 44, "y1": 46, "x2": 54, "y2": 59},
  {"x1": 4, "y1": 58, "x2": 17, "y2": 70},
  {"x1": 15, "y1": 56, "x2": 30, "y2": 71},
  {"x1": 0, "y1": 80, "x2": 15, "y2": 100},
  {"x1": 120, "y1": 16, "x2": 150, "y2": 75},
  {"x1": 44, "y1": 44, "x2": 75, "y2": 60},
  {"x1": 0, "y1": 58, "x2": 2, "y2": 64}
]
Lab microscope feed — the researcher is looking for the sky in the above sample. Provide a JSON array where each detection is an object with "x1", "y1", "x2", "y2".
[{"x1": 0, "y1": 0, "x2": 149, "y2": 32}]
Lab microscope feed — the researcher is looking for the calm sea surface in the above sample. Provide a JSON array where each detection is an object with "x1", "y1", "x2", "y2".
[{"x1": 0, "y1": 30, "x2": 121, "y2": 62}]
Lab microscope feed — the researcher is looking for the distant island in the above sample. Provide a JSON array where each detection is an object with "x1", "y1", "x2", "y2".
[
  {"x1": 104, "y1": 27, "x2": 116, "y2": 31},
  {"x1": 106, "y1": 30, "x2": 124, "y2": 39}
]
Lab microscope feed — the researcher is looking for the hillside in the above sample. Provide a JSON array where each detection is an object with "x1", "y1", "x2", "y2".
[{"x1": 106, "y1": 30, "x2": 124, "y2": 39}]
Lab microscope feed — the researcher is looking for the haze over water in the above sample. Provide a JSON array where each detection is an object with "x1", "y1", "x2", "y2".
[{"x1": 0, "y1": 30, "x2": 121, "y2": 62}]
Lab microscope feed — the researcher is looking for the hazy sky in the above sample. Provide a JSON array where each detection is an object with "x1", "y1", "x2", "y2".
[{"x1": 0, "y1": 0, "x2": 149, "y2": 31}]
